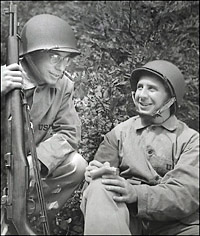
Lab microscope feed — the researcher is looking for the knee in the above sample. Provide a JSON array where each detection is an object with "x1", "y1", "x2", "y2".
[
  {"x1": 70, "y1": 152, "x2": 88, "y2": 183},
  {"x1": 72, "y1": 152, "x2": 88, "y2": 172},
  {"x1": 86, "y1": 178, "x2": 108, "y2": 196}
]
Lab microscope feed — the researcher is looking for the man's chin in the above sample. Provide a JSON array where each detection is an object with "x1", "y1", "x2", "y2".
[{"x1": 137, "y1": 107, "x2": 154, "y2": 116}]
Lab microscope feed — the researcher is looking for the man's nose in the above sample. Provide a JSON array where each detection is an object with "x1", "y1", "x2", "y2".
[{"x1": 139, "y1": 87, "x2": 148, "y2": 98}]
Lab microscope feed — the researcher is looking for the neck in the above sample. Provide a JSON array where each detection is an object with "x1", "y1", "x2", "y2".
[{"x1": 141, "y1": 109, "x2": 171, "y2": 125}]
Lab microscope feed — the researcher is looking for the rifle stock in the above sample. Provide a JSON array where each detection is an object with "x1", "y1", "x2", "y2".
[
  {"x1": 2, "y1": 2, "x2": 36, "y2": 235},
  {"x1": 2, "y1": 2, "x2": 49, "y2": 235}
]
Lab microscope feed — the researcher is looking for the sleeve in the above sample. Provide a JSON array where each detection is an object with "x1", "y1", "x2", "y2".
[
  {"x1": 94, "y1": 129, "x2": 120, "y2": 168},
  {"x1": 133, "y1": 131, "x2": 199, "y2": 222},
  {"x1": 36, "y1": 82, "x2": 81, "y2": 176}
]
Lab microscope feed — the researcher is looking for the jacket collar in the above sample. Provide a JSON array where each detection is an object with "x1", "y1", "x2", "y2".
[{"x1": 134, "y1": 115, "x2": 178, "y2": 131}]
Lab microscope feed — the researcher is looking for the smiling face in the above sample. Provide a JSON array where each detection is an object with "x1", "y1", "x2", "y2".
[
  {"x1": 134, "y1": 74, "x2": 171, "y2": 117},
  {"x1": 23, "y1": 50, "x2": 71, "y2": 86}
]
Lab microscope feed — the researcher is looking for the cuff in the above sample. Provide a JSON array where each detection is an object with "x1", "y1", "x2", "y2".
[{"x1": 133, "y1": 184, "x2": 149, "y2": 217}]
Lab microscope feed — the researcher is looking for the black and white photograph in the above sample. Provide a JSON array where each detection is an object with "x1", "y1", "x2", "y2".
[{"x1": 1, "y1": 1, "x2": 199, "y2": 235}]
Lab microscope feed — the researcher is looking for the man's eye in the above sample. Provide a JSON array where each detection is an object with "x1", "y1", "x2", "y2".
[
  {"x1": 50, "y1": 54, "x2": 60, "y2": 63},
  {"x1": 50, "y1": 54, "x2": 59, "y2": 59},
  {"x1": 137, "y1": 85, "x2": 143, "y2": 90},
  {"x1": 149, "y1": 86, "x2": 157, "y2": 91},
  {"x1": 63, "y1": 57, "x2": 70, "y2": 64}
]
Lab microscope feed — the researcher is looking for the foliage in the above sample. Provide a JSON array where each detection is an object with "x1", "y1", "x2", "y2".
[{"x1": 1, "y1": 1, "x2": 199, "y2": 235}]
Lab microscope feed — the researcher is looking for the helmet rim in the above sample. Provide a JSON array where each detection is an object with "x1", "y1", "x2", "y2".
[
  {"x1": 19, "y1": 14, "x2": 80, "y2": 57},
  {"x1": 130, "y1": 60, "x2": 185, "y2": 113}
]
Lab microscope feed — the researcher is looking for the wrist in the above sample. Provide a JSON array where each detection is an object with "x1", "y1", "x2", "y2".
[{"x1": 131, "y1": 185, "x2": 138, "y2": 203}]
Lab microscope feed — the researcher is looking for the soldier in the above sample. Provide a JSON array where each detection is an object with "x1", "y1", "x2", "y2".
[
  {"x1": 1, "y1": 14, "x2": 88, "y2": 219},
  {"x1": 81, "y1": 60, "x2": 199, "y2": 235}
]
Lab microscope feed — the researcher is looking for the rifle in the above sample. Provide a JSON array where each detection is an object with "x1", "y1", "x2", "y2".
[{"x1": 1, "y1": 2, "x2": 50, "y2": 235}]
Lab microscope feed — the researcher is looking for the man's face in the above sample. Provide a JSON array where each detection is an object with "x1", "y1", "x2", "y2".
[
  {"x1": 134, "y1": 75, "x2": 170, "y2": 116},
  {"x1": 26, "y1": 50, "x2": 71, "y2": 86}
]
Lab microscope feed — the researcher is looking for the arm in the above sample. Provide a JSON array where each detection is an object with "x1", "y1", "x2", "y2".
[
  {"x1": 94, "y1": 129, "x2": 120, "y2": 167},
  {"x1": 84, "y1": 128, "x2": 120, "y2": 183},
  {"x1": 36, "y1": 81, "x2": 81, "y2": 176},
  {"x1": 98, "y1": 124, "x2": 199, "y2": 222},
  {"x1": 133, "y1": 131, "x2": 199, "y2": 221}
]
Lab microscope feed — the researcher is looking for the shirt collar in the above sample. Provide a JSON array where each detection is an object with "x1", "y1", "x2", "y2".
[{"x1": 134, "y1": 115, "x2": 178, "y2": 131}]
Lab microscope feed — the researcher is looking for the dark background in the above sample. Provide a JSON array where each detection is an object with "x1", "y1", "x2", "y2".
[{"x1": 1, "y1": 1, "x2": 199, "y2": 234}]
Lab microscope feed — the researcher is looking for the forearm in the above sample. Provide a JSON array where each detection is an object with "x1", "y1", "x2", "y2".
[
  {"x1": 36, "y1": 132, "x2": 78, "y2": 176},
  {"x1": 133, "y1": 164, "x2": 199, "y2": 221}
]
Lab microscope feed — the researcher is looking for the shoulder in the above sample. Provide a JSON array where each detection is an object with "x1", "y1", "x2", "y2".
[
  {"x1": 176, "y1": 119, "x2": 199, "y2": 147},
  {"x1": 56, "y1": 74, "x2": 74, "y2": 94},
  {"x1": 111, "y1": 116, "x2": 138, "y2": 137},
  {"x1": 115, "y1": 116, "x2": 138, "y2": 129},
  {"x1": 177, "y1": 119, "x2": 199, "y2": 136}
]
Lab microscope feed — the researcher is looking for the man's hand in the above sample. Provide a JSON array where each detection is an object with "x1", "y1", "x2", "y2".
[
  {"x1": 85, "y1": 160, "x2": 113, "y2": 183},
  {"x1": 27, "y1": 155, "x2": 41, "y2": 188},
  {"x1": 27, "y1": 155, "x2": 35, "y2": 188},
  {"x1": 101, "y1": 175, "x2": 138, "y2": 204},
  {"x1": 1, "y1": 64, "x2": 23, "y2": 95}
]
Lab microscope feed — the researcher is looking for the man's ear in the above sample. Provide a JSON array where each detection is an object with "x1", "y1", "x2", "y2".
[{"x1": 21, "y1": 54, "x2": 42, "y2": 84}]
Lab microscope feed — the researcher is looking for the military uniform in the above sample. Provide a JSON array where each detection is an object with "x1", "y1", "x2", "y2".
[
  {"x1": 22, "y1": 72, "x2": 88, "y2": 214},
  {"x1": 81, "y1": 115, "x2": 199, "y2": 235}
]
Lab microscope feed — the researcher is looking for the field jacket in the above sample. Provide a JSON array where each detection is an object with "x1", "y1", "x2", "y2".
[
  {"x1": 1, "y1": 64, "x2": 81, "y2": 177},
  {"x1": 26, "y1": 76, "x2": 81, "y2": 176},
  {"x1": 94, "y1": 115, "x2": 199, "y2": 225}
]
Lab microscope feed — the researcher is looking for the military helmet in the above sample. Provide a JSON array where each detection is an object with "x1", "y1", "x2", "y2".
[
  {"x1": 130, "y1": 60, "x2": 185, "y2": 112},
  {"x1": 19, "y1": 14, "x2": 80, "y2": 57}
]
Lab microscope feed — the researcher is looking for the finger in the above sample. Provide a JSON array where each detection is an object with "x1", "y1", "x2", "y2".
[
  {"x1": 8, "y1": 82, "x2": 23, "y2": 91},
  {"x1": 3, "y1": 70, "x2": 22, "y2": 78},
  {"x1": 10, "y1": 82, "x2": 23, "y2": 89},
  {"x1": 6, "y1": 63, "x2": 22, "y2": 71},
  {"x1": 85, "y1": 175, "x2": 92, "y2": 183},
  {"x1": 102, "y1": 174, "x2": 121, "y2": 179},
  {"x1": 85, "y1": 170, "x2": 91, "y2": 177},
  {"x1": 89, "y1": 160, "x2": 104, "y2": 168},
  {"x1": 86, "y1": 165, "x2": 98, "y2": 171},
  {"x1": 104, "y1": 185, "x2": 125, "y2": 195},
  {"x1": 6, "y1": 77, "x2": 23, "y2": 85},
  {"x1": 112, "y1": 195, "x2": 127, "y2": 203},
  {"x1": 103, "y1": 162, "x2": 110, "y2": 167},
  {"x1": 90, "y1": 166, "x2": 117, "y2": 179},
  {"x1": 6, "y1": 71, "x2": 23, "y2": 77},
  {"x1": 102, "y1": 178, "x2": 124, "y2": 187},
  {"x1": 1, "y1": 81, "x2": 22, "y2": 94}
]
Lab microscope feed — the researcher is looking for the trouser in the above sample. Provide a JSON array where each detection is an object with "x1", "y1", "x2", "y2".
[
  {"x1": 80, "y1": 179, "x2": 199, "y2": 235},
  {"x1": 28, "y1": 151, "x2": 88, "y2": 219}
]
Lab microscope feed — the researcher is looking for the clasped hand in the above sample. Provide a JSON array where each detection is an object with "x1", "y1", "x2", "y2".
[
  {"x1": 85, "y1": 160, "x2": 138, "y2": 204},
  {"x1": 1, "y1": 64, "x2": 23, "y2": 95}
]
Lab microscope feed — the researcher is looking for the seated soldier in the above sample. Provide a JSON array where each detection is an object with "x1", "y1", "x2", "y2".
[{"x1": 81, "y1": 60, "x2": 199, "y2": 235}]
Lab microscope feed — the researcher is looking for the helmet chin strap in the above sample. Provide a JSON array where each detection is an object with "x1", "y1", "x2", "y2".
[
  {"x1": 154, "y1": 97, "x2": 176, "y2": 117},
  {"x1": 131, "y1": 91, "x2": 176, "y2": 118}
]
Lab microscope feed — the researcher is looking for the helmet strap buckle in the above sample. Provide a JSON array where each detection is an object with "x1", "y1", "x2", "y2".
[{"x1": 155, "y1": 97, "x2": 176, "y2": 116}]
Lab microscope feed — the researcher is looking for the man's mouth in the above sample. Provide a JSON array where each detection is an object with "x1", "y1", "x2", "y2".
[
  {"x1": 49, "y1": 72, "x2": 62, "y2": 79},
  {"x1": 139, "y1": 102, "x2": 152, "y2": 107}
]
